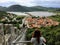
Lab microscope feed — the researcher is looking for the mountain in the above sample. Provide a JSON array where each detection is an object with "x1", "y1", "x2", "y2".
[
  {"x1": 0, "y1": 5, "x2": 59, "y2": 12},
  {"x1": 7, "y1": 5, "x2": 29, "y2": 12},
  {"x1": 7, "y1": 5, "x2": 46, "y2": 12},
  {"x1": 0, "y1": 6, "x2": 7, "y2": 11}
]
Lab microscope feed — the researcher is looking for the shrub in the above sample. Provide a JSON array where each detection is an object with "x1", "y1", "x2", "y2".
[{"x1": 55, "y1": 41, "x2": 60, "y2": 45}]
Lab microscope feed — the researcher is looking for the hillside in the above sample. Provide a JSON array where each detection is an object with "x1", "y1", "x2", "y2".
[
  {"x1": 0, "y1": 6, "x2": 7, "y2": 11},
  {"x1": 0, "y1": 11, "x2": 25, "y2": 24},
  {"x1": 0, "y1": 5, "x2": 59, "y2": 12},
  {"x1": 26, "y1": 15, "x2": 60, "y2": 45},
  {"x1": 7, "y1": 5, "x2": 29, "y2": 12}
]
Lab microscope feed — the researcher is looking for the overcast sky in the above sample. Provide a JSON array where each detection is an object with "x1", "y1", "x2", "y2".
[{"x1": 0, "y1": 0, "x2": 60, "y2": 8}]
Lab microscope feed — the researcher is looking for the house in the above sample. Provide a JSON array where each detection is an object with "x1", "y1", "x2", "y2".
[{"x1": 24, "y1": 17, "x2": 60, "y2": 28}]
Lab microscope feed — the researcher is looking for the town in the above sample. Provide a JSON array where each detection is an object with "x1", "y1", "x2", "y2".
[{"x1": 24, "y1": 16, "x2": 59, "y2": 28}]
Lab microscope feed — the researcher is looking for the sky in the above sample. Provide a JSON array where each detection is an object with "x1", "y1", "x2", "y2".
[{"x1": 0, "y1": 0, "x2": 60, "y2": 8}]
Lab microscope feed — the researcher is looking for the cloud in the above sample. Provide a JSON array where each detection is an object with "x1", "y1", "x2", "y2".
[
  {"x1": 0, "y1": 0, "x2": 35, "y2": 7},
  {"x1": 32, "y1": 0, "x2": 60, "y2": 7},
  {"x1": 0, "y1": 0, "x2": 9, "y2": 3},
  {"x1": 0, "y1": 0, "x2": 60, "y2": 7},
  {"x1": 0, "y1": 2, "x2": 17, "y2": 7},
  {"x1": 12, "y1": 0, "x2": 35, "y2": 6}
]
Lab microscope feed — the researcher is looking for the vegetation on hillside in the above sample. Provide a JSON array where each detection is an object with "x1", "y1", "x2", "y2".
[
  {"x1": 0, "y1": 11, "x2": 7, "y2": 18},
  {"x1": 26, "y1": 14, "x2": 60, "y2": 45},
  {"x1": 0, "y1": 11, "x2": 25, "y2": 30},
  {"x1": 0, "y1": 11, "x2": 25, "y2": 23},
  {"x1": 0, "y1": 5, "x2": 60, "y2": 12},
  {"x1": 0, "y1": 11, "x2": 26, "y2": 36}
]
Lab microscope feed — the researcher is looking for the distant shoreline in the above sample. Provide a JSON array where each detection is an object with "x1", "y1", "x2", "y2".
[{"x1": 7, "y1": 11, "x2": 56, "y2": 17}]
